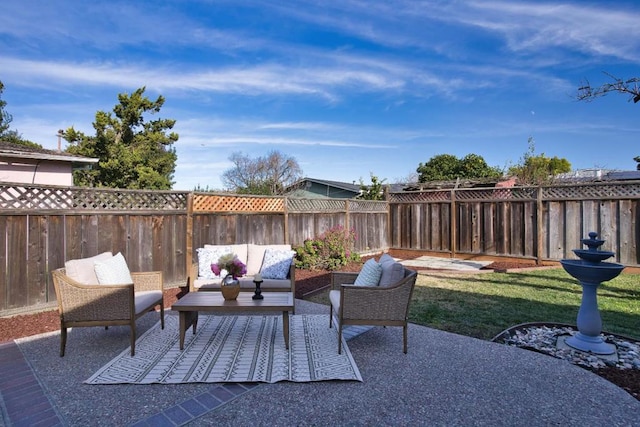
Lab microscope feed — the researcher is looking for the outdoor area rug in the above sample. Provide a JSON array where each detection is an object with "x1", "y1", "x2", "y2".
[{"x1": 85, "y1": 314, "x2": 362, "y2": 384}]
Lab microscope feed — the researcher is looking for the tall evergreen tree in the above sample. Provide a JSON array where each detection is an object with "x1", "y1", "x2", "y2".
[{"x1": 64, "y1": 87, "x2": 178, "y2": 189}]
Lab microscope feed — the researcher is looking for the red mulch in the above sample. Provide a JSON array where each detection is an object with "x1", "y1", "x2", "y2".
[{"x1": 0, "y1": 249, "x2": 637, "y2": 401}]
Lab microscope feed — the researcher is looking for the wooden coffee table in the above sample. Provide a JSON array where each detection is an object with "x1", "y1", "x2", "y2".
[{"x1": 171, "y1": 292, "x2": 294, "y2": 350}]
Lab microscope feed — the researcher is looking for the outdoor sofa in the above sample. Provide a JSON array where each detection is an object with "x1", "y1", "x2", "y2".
[{"x1": 189, "y1": 243, "x2": 296, "y2": 295}]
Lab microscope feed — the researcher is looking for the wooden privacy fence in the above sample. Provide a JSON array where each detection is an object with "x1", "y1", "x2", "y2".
[
  {"x1": 0, "y1": 184, "x2": 388, "y2": 314},
  {"x1": 388, "y1": 181, "x2": 640, "y2": 265},
  {"x1": 187, "y1": 194, "x2": 389, "y2": 269},
  {"x1": 2, "y1": 180, "x2": 639, "y2": 314}
]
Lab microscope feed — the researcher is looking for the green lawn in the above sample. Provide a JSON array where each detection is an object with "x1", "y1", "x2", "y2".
[{"x1": 307, "y1": 268, "x2": 640, "y2": 341}]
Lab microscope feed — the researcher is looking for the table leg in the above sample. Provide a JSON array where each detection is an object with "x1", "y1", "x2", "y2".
[
  {"x1": 283, "y1": 311, "x2": 289, "y2": 350},
  {"x1": 179, "y1": 312, "x2": 187, "y2": 350},
  {"x1": 178, "y1": 311, "x2": 198, "y2": 350}
]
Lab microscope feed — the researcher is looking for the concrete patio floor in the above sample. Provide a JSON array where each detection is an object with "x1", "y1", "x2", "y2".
[{"x1": 1, "y1": 298, "x2": 639, "y2": 426}]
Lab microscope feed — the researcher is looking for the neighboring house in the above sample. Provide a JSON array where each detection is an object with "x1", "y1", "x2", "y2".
[
  {"x1": 286, "y1": 178, "x2": 362, "y2": 199},
  {"x1": 0, "y1": 141, "x2": 98, "y2": 186}
]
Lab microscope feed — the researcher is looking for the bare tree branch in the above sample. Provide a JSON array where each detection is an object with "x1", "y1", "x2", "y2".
[{"x1": 577, "y1": 72, "x2": 640, "y2": 103}]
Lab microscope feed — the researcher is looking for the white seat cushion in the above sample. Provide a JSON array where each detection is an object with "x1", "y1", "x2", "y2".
[
  {"x1": 329, "y1": 290, "x2": 341, "y2": 312},
  {"x1": 134, "y1": 290, "x2": 162, "y2": 315}
]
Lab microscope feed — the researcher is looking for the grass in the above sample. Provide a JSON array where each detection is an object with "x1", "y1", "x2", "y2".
[{"x1": 307, "y1": 268, "x2": 640, "y2": 341}]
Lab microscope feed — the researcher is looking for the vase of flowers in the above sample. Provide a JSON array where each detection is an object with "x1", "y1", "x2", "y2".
[{"x1": 212, "y1": 253, "x2": 247, "y2": 300}]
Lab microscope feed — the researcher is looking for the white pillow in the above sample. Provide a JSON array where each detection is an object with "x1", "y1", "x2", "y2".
[
  {"x1": 65, "y1": 251, "x2": 113, "y2": 284},
  {"x1": 354, "y1": 259, "x2": 383, "y2": 286},
  {"x1": 197, "y1": 246, "x2": 231, "y2": 279},
  {"x1": 259, "y1": 248, "x2": 296, "y2": 280},
  {"x1": 94, "y1": 252, "x2": 133, "y2": 285}
]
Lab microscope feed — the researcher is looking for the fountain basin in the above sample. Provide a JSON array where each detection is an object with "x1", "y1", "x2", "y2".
[
  {"x1": 571, "y1": 249, "x2": 614, "y2": 264},
  {"x1": 560, "y1": 259, "x2": 625, "y2": 284}
]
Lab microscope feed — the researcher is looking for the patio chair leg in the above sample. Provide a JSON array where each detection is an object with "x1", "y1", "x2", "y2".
[
  {"x1": 160, "y1": 304, "x2": 165, "y2": 329},
  {"x1": 403, "y1": 324, "x2": 408, "y2": 354},
  {"x1": 130, "y1": 324, "x2": 136, "y2": 356},
  {"x1": 60, "y1": 326, "x2": 67, "y2": 357},
  {"x1": 338, "y1": 325, "x2": 343, "y2": 354},
  {"x1": 329, "y1": 305, "x2": 333, "y2": 328}
]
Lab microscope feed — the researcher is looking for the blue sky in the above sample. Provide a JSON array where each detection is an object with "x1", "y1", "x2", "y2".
[{"x1": 1, "y1": 1, "x2": 639, "y2": 191}]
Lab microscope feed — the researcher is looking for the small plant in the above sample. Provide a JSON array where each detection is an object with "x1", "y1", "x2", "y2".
[{"x1": 294, "y1": 225, "x2": 360, "y2": 270}]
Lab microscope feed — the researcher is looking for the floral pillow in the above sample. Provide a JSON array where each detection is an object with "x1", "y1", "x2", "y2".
[
  {"x1": 259, "y1": 248, "x2": 296, "y2": 280},
  {"x1": 197, "y1": 246, "x2": 230, "y2": 279}
]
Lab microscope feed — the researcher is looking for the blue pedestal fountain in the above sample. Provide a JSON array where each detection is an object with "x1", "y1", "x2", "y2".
[{"x1": 560, "y1": 232, "x2": 625, "y2": 355}]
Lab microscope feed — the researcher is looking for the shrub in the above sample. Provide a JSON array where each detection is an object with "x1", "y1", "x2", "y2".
[{"x1": 294, "y1": 225, "x2": 360, "y2": 270}]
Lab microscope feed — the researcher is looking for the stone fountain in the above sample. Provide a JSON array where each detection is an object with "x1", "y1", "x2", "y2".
[{"x1": 560, "y1": 232, "x2": 625, "y2": 355}]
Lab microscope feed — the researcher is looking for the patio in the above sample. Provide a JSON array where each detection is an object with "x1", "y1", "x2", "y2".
[{"x1": 2, "y1": 298, "x2": 639, "y2": 426}]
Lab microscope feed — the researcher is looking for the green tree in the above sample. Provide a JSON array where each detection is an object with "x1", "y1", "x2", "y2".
[
  {"x1": 358, "y1": 173, "x2": 387, "y2": 200},
  {"x1": 63, "y1": 87, "x2": 178, "y2": 189},
  {"x1": 507, "y1": 138, "x2": 571, "y2": 185},
  {"x1": 416, "y1": 153, "x2": 502, "y2": 182},
  {"x1": 0, "y1": 81, "x2": 41, "y2": 148},
  {"x1": 222, "y1": 150, "x2": 302, "y2": 195}
]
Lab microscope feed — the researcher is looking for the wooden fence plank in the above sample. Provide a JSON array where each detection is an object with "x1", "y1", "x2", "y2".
[
  {"x1": 27, "y1": 215, "x2": 47, "y2": 306},
  {"x1": 565, "y1": 201, "x2": 581, "y2": 259},
  {"x1": 510, "y1": 203, "x2": 524, "y2": 256},
  {"x1": 618, "y1": 200, "x2": 637, "y2": 264},
  {"x1": 523, "y1": 202, "x2": 535, "y2": 258},
  {"x1": 47, "y1": 215, "x2": 65, "y2": 299},
  {"x1": 6, "y1": 216, "x2": 27, "y2": 309},
  {"x1": 547, "y1": 202, "x2": 564, "y2": 259},
  {"x1": 482, "y1": 203, "x2": 495, "y2": 254},
  {"x1": 600, "y1": 201, "x2": 618, "y2": 259}
]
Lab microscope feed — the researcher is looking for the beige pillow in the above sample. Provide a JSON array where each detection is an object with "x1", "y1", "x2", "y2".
[{"x1": 65, "y1": 251, "x2": 113, "y2": 284}]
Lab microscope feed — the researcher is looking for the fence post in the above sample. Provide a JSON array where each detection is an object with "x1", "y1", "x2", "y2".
[
  {"x1": 283, "y1": 196, "x2": 289, "y2": 245},
  {"x1": 536, "y1": 186, "x2": 543, "y2": 265},
  {"x1": 451, "y1": 188, "x2": 457, "y2": 259},
  {"x1": 186, "y1": 192, "x2": 193, "y2": 278}
]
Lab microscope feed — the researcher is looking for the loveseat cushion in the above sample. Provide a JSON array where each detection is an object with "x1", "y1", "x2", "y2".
[
  {"x1": 64, "y1": 251, "x2": 113, "y2": 285},
  {"x1": 259, "y1": 248, "x2": 296, "y2": 279},
  {"x1": 197, "y1": 246, "x2": 231, "y2": 279},
  {"x1": 194, "y1": 276, "x2": 290, "y2": 291},
  {"x1": 94, "y1": 252, "x2": 134, "y2": 285},
  {"x1": 246, "y1": 244, "x2": 291, "y2": 276},
  {"x1": 354, "y1": 259, "x2": 383, "y2": 286}
]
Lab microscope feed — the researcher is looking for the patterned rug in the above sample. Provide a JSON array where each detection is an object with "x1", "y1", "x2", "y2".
[{"x1": 85, "y1": 314, "x2": 362, "y2": 384}]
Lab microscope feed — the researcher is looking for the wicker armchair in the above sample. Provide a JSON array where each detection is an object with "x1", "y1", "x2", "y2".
[
  {"x1": 329, "y1": 267, "x2": 417, "y2": 354},
  {"x1": 51, "y1": 269, "x2": 164, "y2": 357}
]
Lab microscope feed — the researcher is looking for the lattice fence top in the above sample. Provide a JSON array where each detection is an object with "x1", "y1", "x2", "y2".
[
  {"x1": 542, "y1": 182, "x2": 640, "y2": 200},
  {"x1": 388, "y1": 191, "x2": 451, "y2": 203},
  {"x1": 286, "y1": 198, "x2": 387, "y2": 213},
  {"x1": 286, "y1": 198, "x2": 345, "y2": 212},
  {"x1": 389, "y1": 181, "x2": 640, "y2": 203},
  {"x1": 0, "y1": 183, "x2": 188, "y2": 211},
  {"x1": 193, "y1": 193, "x2": 284, "y2": 212}
]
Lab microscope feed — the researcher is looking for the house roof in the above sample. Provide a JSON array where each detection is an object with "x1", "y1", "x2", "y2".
[
  {"x1": 296, "y1": 177, "x2": 362, "y2": 193},
  {"x1": 0, "y1": 141, "x2": 98, "y2": 164}
]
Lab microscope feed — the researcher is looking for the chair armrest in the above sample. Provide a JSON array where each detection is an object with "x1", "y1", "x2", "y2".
[
  {"x1": 51, "y1": 269, "x2": 134, "y2": 322},
  {"x1": 189, "y1": 262, "x2": 199, "y2": 292},
  {"x1": 288, "y1": 262, "x2": 296, "y2": 297},
  {"x1": 131, "y1": 271, "x2": 163, "y2": 292},
  {"x1": 331, "y1": 272, "x2": 359, "y2": 290},
  {"x1": 339, "y1": 272, "x2": 417, "y2": 321}
]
